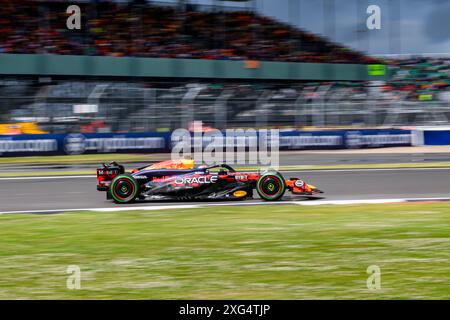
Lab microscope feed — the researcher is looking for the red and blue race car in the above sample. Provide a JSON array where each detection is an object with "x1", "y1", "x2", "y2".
[{"x1": 97, "y1": 159, "x2": 323, "y2": 203}]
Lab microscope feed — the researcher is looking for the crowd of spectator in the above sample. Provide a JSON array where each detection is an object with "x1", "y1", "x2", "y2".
[
  {"x1": 384, "y1": 56, "x2": 450, "y2": 102},
  {"x1": 0, "y1": 0, "x2": 379, "y2": 64},
  {"x1": 4, "y1": 55, "x2": 450, "y2": 133},
  {"x1": 286, "y1": 56, "x2": 450, "y2": 103}
]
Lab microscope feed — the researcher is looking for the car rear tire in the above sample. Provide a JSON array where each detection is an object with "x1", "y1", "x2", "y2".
[
  {"x1": 256, "y1": 171, "x2": 285, "y2": 201},
  {"x1": 110, "y1": 173, "x2": 139, "y2": 204}
]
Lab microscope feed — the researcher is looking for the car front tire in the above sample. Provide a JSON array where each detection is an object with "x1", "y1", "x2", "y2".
[{"x1": 256, "y1": 171, "x2": 286, "y2": 201}]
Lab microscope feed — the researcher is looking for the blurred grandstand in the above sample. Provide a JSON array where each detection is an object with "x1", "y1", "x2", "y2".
[
  {"x1": 0, "y1": 0, "x2": 377, "y2": 63},
  {"x1": 1, "y1": 1, "x2": 450, "y2": 134}
]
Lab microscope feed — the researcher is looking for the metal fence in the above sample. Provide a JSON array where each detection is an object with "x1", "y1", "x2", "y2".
[{"x1": 1, "y1": 79, "x2": 450, "y2": 134}]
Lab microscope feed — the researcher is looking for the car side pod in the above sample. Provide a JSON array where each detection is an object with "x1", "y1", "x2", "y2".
[{"x1": 256, "y1": 170, "x2": 286, "y2": 201}]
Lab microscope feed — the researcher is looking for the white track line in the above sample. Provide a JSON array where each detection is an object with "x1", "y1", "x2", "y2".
[
  {"x1": 2, "y1": 197, "x2": 450, "y2": 215},
  {"x1": 0, "y1": 204, "x2": 202, "y2": 215}
]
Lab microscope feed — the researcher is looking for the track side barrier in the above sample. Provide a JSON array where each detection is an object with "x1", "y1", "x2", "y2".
[
  {"x1": 0, "y1": 129, "x2": 411, "y2": 156},
  {"x1": 412, "y1": 127, "x2": 450, "y2": 146}
]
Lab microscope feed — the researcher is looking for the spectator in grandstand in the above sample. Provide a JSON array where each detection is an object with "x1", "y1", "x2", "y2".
[{"x1": 0, "y1": 0, "x2": 379, "y2": 64}]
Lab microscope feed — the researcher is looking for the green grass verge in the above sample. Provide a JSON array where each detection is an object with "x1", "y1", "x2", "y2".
[
  {"x1": 0, "y1": 203, "x2": 449, "y2": 299},
  {"x1": 2, "y1": 151, "x2": 450, "y2": 170},
  {"x1": 0, "y1": 153, "x2": 166, "y2": 165},
  {"x1": 2, "y1": 161, "x2": 450, "y2": 178},
  {"x1": 0, "y1": 171, "x2": 94, "y2": 177}
]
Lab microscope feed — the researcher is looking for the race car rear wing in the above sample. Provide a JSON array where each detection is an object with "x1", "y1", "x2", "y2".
[{"x1": 96, "y1": 162, "x2": 125, "y2": 191}]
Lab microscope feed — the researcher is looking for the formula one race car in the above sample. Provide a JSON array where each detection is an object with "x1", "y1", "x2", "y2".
[{"x1": 97, "y1": 159, "x2": 323, "y2": 203}]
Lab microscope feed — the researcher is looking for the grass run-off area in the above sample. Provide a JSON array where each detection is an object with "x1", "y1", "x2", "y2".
[{"x1": 0, "y1": 203, "x2": 449, "y2": 299}]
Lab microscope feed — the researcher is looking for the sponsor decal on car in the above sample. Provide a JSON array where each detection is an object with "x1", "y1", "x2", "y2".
[
  {"x1": 234, "y1": 175, "x2": 248, "y2": 181},
  {"x1": 233, "y1": 190, "x2": 247, "y2": 197},
  {"x1": 174, "y1": 175, "x2": 218, "y2": 185},
  {"x1": 151, "y1": 176, "x2": 170, "y2": 182},
  {"x1": 134, "y1": 175, "x2": 148, "y2": 179},
  {"x1": 294, "y1": 180, "x2": 304, "y2": 188},
  {"x1": 97, "y1": 169, "x2": 120, "y2": 176}
]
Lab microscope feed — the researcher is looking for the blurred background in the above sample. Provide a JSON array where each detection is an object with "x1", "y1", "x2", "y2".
[
  {"x1": 0, "y1": 0, "x2": 449, "y2": 145},
  {"x1": 3, "y1": 1, "x2": 450, "y2": 301}
]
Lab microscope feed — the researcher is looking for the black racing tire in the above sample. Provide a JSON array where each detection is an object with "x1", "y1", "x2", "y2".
[
  {"x1": 110, "y1": 173, "x2": 139, "y2": 204},
  {"x1": 106, "y1": 191, "x2": 112, "y2": 200},
  {"x1": 256, "y1": 171, "x2": 286, "y2": 201}
]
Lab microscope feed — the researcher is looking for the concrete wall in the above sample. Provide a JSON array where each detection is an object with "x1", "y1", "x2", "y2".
[{"x1": 0, "y1": 54, "x2": 390, "y2": 81}]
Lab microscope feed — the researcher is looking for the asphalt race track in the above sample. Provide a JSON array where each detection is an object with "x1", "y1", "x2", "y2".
[
  {"x1": 1, "y1": 168, "x2": 450, "y2": 213},
  {"x1": 2, "y1": 152, "x2": 450, "y2": 173}
]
